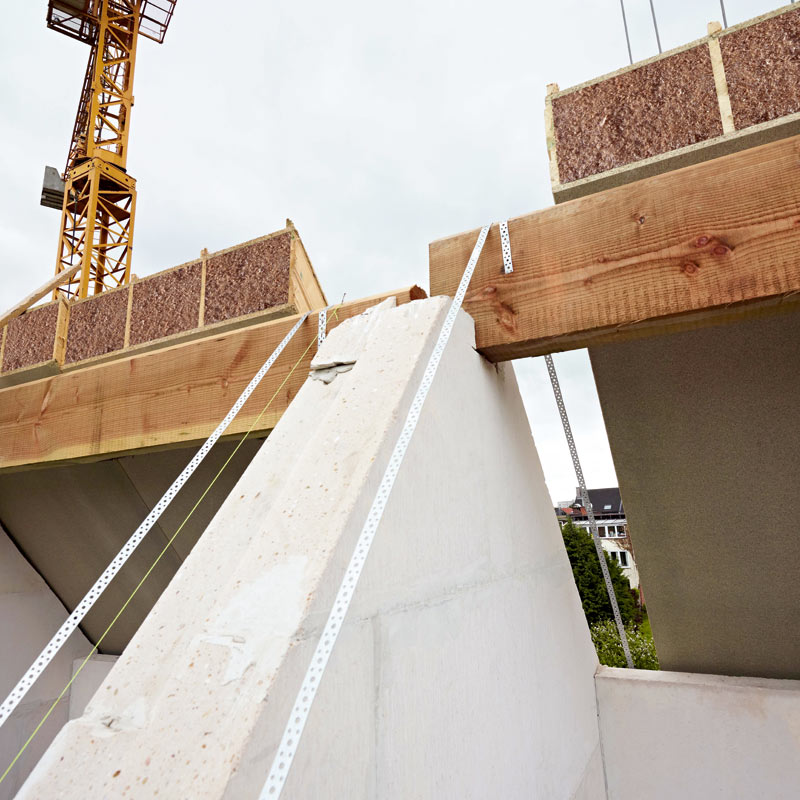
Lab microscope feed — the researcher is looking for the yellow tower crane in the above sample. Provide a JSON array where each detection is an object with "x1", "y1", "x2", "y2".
[{"x1": 42, "y1": 0, "x2": 176, "y2": 299}]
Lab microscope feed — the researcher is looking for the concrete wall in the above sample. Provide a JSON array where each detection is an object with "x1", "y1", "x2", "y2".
[
  {"x1": 596, "y1": 666, "x2": 800, "y2": 799},
  {"x1": 590, "y1": 310, "x2": 800, "y2": 679},
  {"x1": 0, "y1": 525, "x2": 91, "y2": 800},
  {"x1": 20, "y1": 298, "x2": 606, "y2": 799},
  {"x1": 0, "y1": 438, "x2": 264, "y2": 654}
]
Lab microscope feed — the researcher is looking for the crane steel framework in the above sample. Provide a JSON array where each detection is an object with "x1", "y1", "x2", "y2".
[{"x1": 47, "y1": 0, "x2": 175, "y2": 299}]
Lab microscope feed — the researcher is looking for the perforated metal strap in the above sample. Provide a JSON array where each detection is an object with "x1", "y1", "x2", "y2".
[
  {"x1": 259, "y1": 224, "x2": 491, "y2": 799},
  {"x1": 317, "y1": 307, "x2": 327, "y2": 348},
  {"x1": 0, "y1": 312, "x2": 311, "y2": 731},
  {"x1": 499, "y1": 220, "x2": 513, "y2": 274},
  {"x1": 543, "y1": 353, "x2": 634, "y2": 669}
]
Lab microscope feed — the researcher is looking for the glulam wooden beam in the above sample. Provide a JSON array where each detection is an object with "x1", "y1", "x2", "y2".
[
  {"x1": 429, "y1": 135, "x2": 800, "y2": 361},
  {"x1": 0, "y1": 287, "x2": 425, "y2": 471}
]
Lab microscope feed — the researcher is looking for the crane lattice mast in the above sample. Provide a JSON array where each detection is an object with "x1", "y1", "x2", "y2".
[{"x1": 43, "y1": 0, "x2": 176, "y2": 299}]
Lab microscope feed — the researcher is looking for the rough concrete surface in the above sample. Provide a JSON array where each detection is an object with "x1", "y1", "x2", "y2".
[
  {"x1": 204, "y1": 234, "x2": 291, "y2": 325},
  {"x1": 596, "y1": 667, "x2": 800, "y2": 799},
  {"x1": 722, "y1": 7, "x2": 800, "y2": 129},
  {"x1": 1, "y1": 304, "x2": 58, "y2": 373},
  {"x1": 552, "y1": 46, "x2": 721, "y2": 183},
  {"x1": 18, "y1": 298, "x2": 605, "y2": 799},
  {"x1": 590, "y1": 310, "x2": 800, "y2": 680},
  {"x1": 129, "y1": 262, "x2": 202, "y2": 346}
]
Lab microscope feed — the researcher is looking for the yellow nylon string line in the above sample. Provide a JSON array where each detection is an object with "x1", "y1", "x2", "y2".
[{"x1": 0, "y1": 305, "x2": 341, "y2": 788}]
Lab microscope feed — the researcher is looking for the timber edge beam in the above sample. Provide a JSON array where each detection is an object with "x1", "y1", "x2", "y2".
[
  {"x1": 0, "y1": 265, "x2": 79, "y2": 331},
  {"x1": 429, "y1": 134, "x2": 800, "y2": 362},
  {"x1": 0, "y1": 286, "x2": 426, "y2": 472}
]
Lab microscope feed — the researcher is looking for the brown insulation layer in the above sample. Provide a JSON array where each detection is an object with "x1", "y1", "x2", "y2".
[
  {"x1": 721, "y1": 8, "x2": 800, "y2": 130},
  {"x1": 552, "y1": 46, "x2": 722, "y2": 184},
  {"x1": 65, "y1": 289, "x2": 128, "y2": 364},
  {"x1": 204, "y1": 233, "x2": 292, "y2": 325},
  {"x1": 129, "y1": 261, "x2": 202, "y2": 347},
  {"x1": 2, "y1": 303, "x2": 58, "y2": 372}
]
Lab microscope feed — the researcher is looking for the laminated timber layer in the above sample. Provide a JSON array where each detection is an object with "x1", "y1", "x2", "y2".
[
  {"x1": 0, "y1": 287, "x2": 425, "y2": 472},
  {"x1": 429, "y1": 134, "x2": 800, "y2": 362}
]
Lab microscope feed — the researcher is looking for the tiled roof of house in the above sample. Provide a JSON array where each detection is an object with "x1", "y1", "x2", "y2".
[
  {"x1": 583, "y1": 487, "x2": 623, "y2": 516},
  {"x1": 554, "y1": 487, "x2": 625, "y2": 519}
]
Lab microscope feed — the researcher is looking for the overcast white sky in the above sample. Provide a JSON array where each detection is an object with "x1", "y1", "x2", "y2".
[{"x1": 0, "y1": 0, "x2": 781, "y2": 502}]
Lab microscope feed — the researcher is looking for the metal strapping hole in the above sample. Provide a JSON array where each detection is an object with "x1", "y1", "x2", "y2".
[
  {"x1": 543, "y1": 353, "x2": 634, "y2": 669},
  {"x1": 499, "y1": 220, "x2": 513, "y2": 274},
  {"x1": 0, "y1": 312, "x2": 311, "y2": 731},
  {"x1": 259, "y1": 224, "x2": 491, "y2": 799}
]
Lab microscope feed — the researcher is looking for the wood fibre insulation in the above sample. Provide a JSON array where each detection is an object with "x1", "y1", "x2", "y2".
[
  {"x1": 2, "y1": 303, "x2": 59, "y2": 372},
  {"x1": 203, "y1": 233, "x2": 292, "y2": 325},
  {"x1": 129, "y1": 261, "x2": 202, "y2": 347},
  {"x1": 65, "y1": 288, "x2": 128, "y2": 364}
]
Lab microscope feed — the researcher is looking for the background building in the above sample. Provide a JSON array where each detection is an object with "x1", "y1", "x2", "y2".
[{"x1": 556, "y1": 488, "x2": 640, "y2": 591}]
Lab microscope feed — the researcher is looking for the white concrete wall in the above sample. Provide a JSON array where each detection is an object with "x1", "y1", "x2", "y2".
[
  {"x1": 596, "y1": 666, "x2": 800, "y2": 799},
  {"x1": 20, "y1": 298, "x2": 605, "y2": 799},
  {"x1": 0, "y1": 525, "x2": 91, "y2": 800}
]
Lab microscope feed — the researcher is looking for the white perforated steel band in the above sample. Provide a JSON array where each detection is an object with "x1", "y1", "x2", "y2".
[
  {"x1": 317, "y1": 307, "x2": 327, "y2": 348},
  {"x1": 0, "y1": 312, "x2": 311, "y2": 731},
  {"x1": 499, "y1": 220, "x2": 513, "y2": 274},
  {"x1": 259, "y1": 225, "x2": 491, "y2": 799},
  {"x1": 543, "y1": 353, "x2": 634, "y2": 669}
]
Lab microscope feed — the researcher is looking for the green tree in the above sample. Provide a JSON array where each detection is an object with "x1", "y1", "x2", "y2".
[{"x1": 561, "y1": 520, "x2": 635, "y2": 625}]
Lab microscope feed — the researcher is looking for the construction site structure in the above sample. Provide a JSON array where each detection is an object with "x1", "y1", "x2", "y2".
[
  {"x1": 44, "y1": 0, "x2": 176, "y2": 300},
  {"x1": 1, "y1": 2, "x2": 800, "y2": 799}
]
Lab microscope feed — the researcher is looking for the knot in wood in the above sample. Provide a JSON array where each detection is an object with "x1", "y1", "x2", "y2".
[{"x1": 682, "y1": 261, "x2": 699, "y2": 276}]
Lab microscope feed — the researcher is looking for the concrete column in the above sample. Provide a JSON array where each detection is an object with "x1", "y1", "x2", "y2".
[{"x1": 20, "y1": 298, "x2": 605, "y2": 799}]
